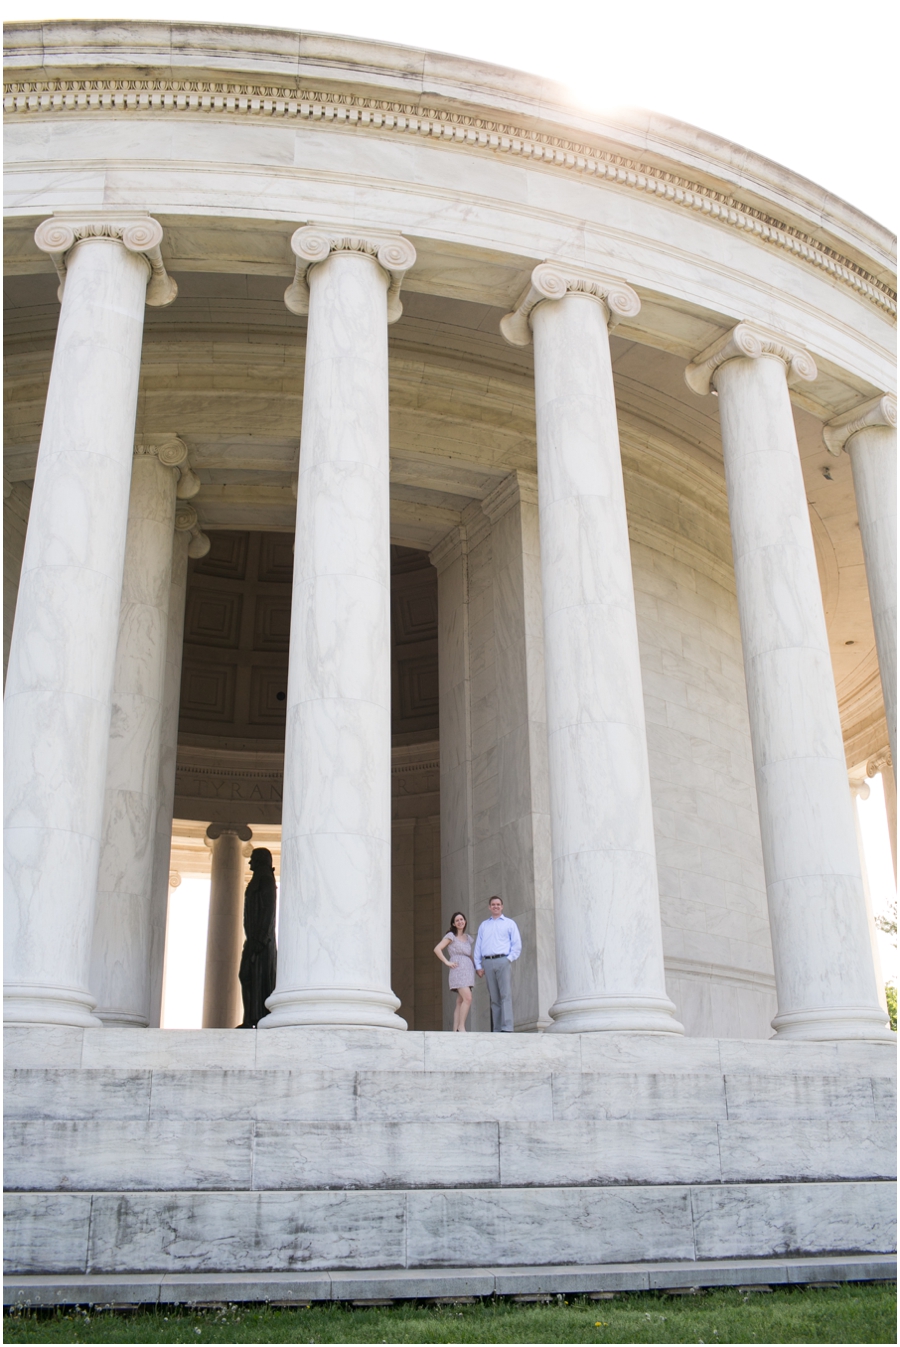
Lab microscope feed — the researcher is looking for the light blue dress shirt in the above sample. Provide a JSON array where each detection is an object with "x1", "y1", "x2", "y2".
[{"x1": 473, "y1": 913, "x2": 522, "y2": 970}]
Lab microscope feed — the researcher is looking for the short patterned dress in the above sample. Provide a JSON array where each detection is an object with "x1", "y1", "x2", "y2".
[{"x1": 447, "y1": 933, "x2": 475, "y2": 989}]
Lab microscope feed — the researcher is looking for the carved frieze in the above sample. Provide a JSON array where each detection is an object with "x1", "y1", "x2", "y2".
[{"x1": 11, "y1": 80, "x2": 894, "y2": 316}]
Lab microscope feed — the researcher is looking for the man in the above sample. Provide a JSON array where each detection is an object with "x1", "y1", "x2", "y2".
[{"x1": 473, "y1": 896, "x2": 522, "y2": 1033}]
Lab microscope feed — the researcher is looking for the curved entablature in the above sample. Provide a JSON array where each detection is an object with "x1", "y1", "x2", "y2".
[{"x1": 3, "y1": 22, "x2": 896, "y2": 324}]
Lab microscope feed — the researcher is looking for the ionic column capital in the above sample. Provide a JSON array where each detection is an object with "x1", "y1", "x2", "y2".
[
  {"x1": 685, "y1": 321, "x2": 817, "y2": 396},
  {"x1": 500, "y1": 262, "x2": 640, "y2": 347},
  {"x1": 205, "y1": 823, "x2": 253, "y2": 844},
  {"x1": 824, "y1": 393, "x2": 897, "y2": 457},
  {"x1": 135, "y1": 434, "x2": 201, "y2": 499},
  {"x1": 867, "y1": 748, "x2": 893, "y2": 778},
  {"x1": 134, "y1": 434, "x2": 188, "y2": 468},
  {"x1": 284, "y1": 224, "x2": 416, "y2": 322},
  {"x1": 34, "y1": 213, "x2": 177, "y2": 307},
  {"x1": 174, "y1": 503, "x2": 210, "y2": 558}
]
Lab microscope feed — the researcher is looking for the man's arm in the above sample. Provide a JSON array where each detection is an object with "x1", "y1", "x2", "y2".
[
  {"x1": 508, "y1": 918, "x2": 522, "y2": 963},
  {"x1": 473, "y1": 921, "x2": 484, "y2": 971}
]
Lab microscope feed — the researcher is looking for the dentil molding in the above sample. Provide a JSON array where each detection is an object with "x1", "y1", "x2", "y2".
[
  {"x1": 6, "y1": 77, "x2": 895, "y2": 319},
  {"x1": 33, "y1": 213, "x2": 177, "y2": 307},
  {"x1": 684, "y1": 321, "x2": 817, "y2": 396},
  {"x1": 500, "y1": 263, "x2": 641, "y2": 346},
  {"x1": 823, "y1": 393, "x2": 897, "y2": 456},
  {"x1": 284, "y1": 225, "x2": 417, "y2": 323}
]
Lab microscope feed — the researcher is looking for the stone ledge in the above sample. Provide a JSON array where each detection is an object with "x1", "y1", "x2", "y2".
[
  {"x1": 4, "y1": 1255, "x2": 896, "y2": 1307},
  {"x1": 4, "y1": 1026, "x2": 896, "y2": 1076}
]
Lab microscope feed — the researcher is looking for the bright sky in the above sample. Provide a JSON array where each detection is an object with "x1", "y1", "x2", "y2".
[{"x1": 6, "y1": 0, "x2": 897, "y2": 231}]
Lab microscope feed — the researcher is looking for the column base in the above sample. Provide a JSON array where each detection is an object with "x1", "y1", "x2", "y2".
[
  {"x1": 3, "y1": 984, "x2": 102, "y2": 1029},
  {"x1": 771, "y1": 1006, "x2": 896, "y2": 1043},
  {"x1": 258, "y1": 986, "x2": 408, "y2": 1031},
  {"x1": 546, "y1": 994, "x2": 684, "y2": 1035},
  {"x1": 95, "y1": 1011, "x2": 149, "y2": 1028}
]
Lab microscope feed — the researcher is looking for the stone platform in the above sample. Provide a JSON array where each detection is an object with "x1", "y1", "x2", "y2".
[{"x1": 4, "y1": 1027, "x2": 896, "y2": 1297}]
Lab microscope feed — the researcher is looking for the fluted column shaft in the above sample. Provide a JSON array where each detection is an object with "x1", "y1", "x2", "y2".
[
  {"x1": 261, "y1": 228, "x2": 414, "y2": 1030},
  {"x1": 696, "y1": 334, "x2": 891, "y2": 1042},
  {"x1": 4, "y1": 234, "x2": 154, "y2": 1027},
  {"x1": 510, "y1": 269, "x2": 681, "y2": 1034},
  {"x1": 203, "y1": 824, "x2": 251, "y2": 1029},
  {"x1": 848, "y1": 423, "x2": 896, "y2": 769},
  {"x1": 90, "y1": 448, "x2": 181, "y2": 1025}
]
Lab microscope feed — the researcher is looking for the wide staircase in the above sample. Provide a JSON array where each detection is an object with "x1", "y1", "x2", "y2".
[{"x1": 4, "y1": 1025, "x2": 896, "y2": 1304}]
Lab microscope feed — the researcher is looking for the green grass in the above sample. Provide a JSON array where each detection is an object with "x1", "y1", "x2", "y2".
[{"x1": 4, "y1": 1283, "x2": 896, "y2": 1344}]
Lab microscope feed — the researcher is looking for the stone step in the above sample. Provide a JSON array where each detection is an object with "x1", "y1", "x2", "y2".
[
  {"x1": 5, "y1": 1254, "x2": 898, "y2": 1307},
  {"x1": 6, "y1": 1067, "x2": 895, "y2": 1123},
  {"x1": 5, "y1": 1025, "x2": 897, "y2": 1078},
  {"x1": 5, "y1": 1116, "x2": 895, "y2": 1191},
  {"x1": 5, "y1": 1182, "x2": 895, "y2": 1277}
]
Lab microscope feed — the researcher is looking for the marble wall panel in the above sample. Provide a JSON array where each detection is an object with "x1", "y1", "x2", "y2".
[
  {"x1": 252, "y1": 1026, "x2": 426, "y2": 1071},
  {"x1": 422, "y1": 1031, "x2": 580, "y2": 1073},
  {"x1": 551, "y1": 1072, "x2": 726, "y2": 1120},
  {"x1": 355, "y1": 1071, "x2": 552, "y2": 1121},
  {"x1": 86, "y1": 1190, "x2": 408, "y2": 1273},
  {"x1": 723, "y1": 1073, "x2": 877, "y2": 1120},
  {"x1": 252, "y1": 1121, "x2": 500, "y2": 1189},
  {"x1": 717, "y1": 1121, "x2": 895, "y2": 1181},
  {"x1": 146, "y1": 1069, "x2": 357, "y2": 1121},
  {"x1": 405, "y1": 1186, "x2": 695, "y2": 1266},
  {"x1": 499, "y1": 1121, "x2": 720, "y2": 1185},
  {"x1": 4, "y1": 1120, "x2": 252, "y2": 1191},
  {"x1": 5, "y1": 1069, "x2": 152, "y2": 1120},
  {"x1": 79, "y1": 1027, "x2": 257, "y2": 1070},
  {"x1": 873, "y1": 1077, "x2": 897, "y2": 1117},
  {"x1": 3, "y1": 1194, "x2": 92, "y2": 1275},
  {"x1": 690, "y1": 1181, "x2": 896, "y2": 1259},
  {"x1": 2, "y1": 1026, "x2": 85, "y2": 1069}
]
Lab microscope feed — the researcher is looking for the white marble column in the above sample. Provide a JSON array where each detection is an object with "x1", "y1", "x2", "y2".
[
  {"x1": 146, "y1": 511, "x2": 191, "y2": 1026},
  {"x1": 867, "y1": 750, "x2": 897, "y2": 882},
  {"x1": 826, "y1": 395, "x2": 897, "y2": 770},
  {"x1": 848, "y1": 771, "x2": 888, "y2": 1012},
  {"x1": 91, "y1": 439, "x2": 185, "y2": 1025},
  {"x1": 501, "y1": 265, "x2": 682, "y2": 1034},
  {"x1": 3, "y1": 215, "x2": 176, "y2": 1028},
  {"x1": 260, "y1": 227, "x2": 415, "y2": 1030},
  {"x1": 686, "y1": 322, "x2": 892, "y2": 1042},
  {"x1": 202, "y1": 823, "x2": 252, "y2": 1029}
]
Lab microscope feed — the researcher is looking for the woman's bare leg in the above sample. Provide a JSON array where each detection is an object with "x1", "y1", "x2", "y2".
[
  {"x1": 458, "y1": 987, "x2": 472, "y2": 1031},
  {"x1": 452, "y1": 991, "x2": 462, "y2": 1031}
]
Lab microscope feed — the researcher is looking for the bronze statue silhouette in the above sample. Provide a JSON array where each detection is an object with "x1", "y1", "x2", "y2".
[{"x1": 238, "y1": 847, "x2": 277, "y2": 1028}]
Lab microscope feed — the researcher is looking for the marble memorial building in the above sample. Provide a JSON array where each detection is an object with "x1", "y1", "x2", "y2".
[{"x1": 3, "y1": 21, "x2": 896, "y2": 1301}]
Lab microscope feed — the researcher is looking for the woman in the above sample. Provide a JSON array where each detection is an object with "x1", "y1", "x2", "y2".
[
  {"x1": 434, "y1": 911, "x2": 475, "y2": 1032},
  {"x1": 238, "y1": 847, "x2": 278, "y2": 1028}
]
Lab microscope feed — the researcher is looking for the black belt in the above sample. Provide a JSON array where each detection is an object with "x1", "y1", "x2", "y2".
[{"x1": 483, "y1": 954, "x2": 509, "y2": 960}]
